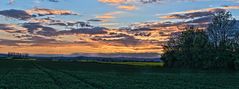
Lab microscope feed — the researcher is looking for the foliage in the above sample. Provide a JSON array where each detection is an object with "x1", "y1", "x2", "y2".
[{"x1": 162, "y1": 11, "x2": 239, "y2": 69}]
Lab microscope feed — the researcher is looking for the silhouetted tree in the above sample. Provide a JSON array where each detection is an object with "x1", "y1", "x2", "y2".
[
  {"x1": 207, "y1": 11, "x2": 237, "y2": 49},
  {"x1": 162, "y1": 11, "x2": 239, "y2": 69},
  {"x1": 162, "y1": 27, "x2": 209, "y2": 68}
]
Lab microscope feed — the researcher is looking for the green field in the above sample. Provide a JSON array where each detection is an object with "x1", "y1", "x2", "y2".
[
  {"x1": 0, "y1": 60, "x2": 238, "y2": 89},
  {"x1": 99, "y1": 62, "x2": 164, "y2": 67}
]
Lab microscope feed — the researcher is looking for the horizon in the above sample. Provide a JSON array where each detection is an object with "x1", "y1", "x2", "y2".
[{"x1": 0, "y1": 0, "x2": 239, "y2": 58}]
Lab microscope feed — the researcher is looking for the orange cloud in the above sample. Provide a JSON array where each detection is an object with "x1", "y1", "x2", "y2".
[
  {"x1": 96, "y1": 11, "x2": 123, "y2": 19},
  {"x1": 117, "y1": 5, "x2": 137, "y2": 10},
  {"x1": 222, "y1": 5, "x2": 239, "y2": 9},
  {"x1": 96, "y1": 15, "x2": 115, "y2": 19},
  {"x1": 98, "y1": 0, "x2": 138, "y2": 11},
  {"x1": 26, "y1": 8, "x2": 78, "y2": 16}
]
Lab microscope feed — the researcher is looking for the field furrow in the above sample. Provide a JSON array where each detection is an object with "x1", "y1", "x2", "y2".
[{"x1": 34, "y1": 62, "x2": 97, "y2": 89}]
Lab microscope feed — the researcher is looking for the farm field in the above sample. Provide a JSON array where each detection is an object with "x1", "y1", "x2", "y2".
[{"x1": 0, "y1": 60, "x2": 238, "y2": 89}]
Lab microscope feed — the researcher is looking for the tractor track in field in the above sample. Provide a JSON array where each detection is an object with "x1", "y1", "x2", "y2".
[
  {"x1": 0, "y1": 61, "x2": 25, "y2": 79},
  {"x1": 0, "y1": 61, "x2": 20, "y2": 79},
  {"x1": 55, "y1": 70, "x2": 104, "y2": 89},
  {"x1": 0, "y1": 61, "x2": 27, "y2": 89},
  {"x1": 0, "y1": 68, "x2": 12, "y2": 79},
  {"x1": 33, "y1": 62, "x2": 103, "y2": 89},
  {"x1": 33, "y1": 63, "x2": 64, "y2": 89}
]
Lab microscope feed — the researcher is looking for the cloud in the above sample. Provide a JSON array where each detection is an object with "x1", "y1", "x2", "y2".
[
  {"x1": 117, "y1": 5, "x2": 137, "y2": 10},
  {"x1": 222, "y1": 5, "x2": 239, "y2": 9},
  {"x1": 160, "y1": 8, "x2": 226, "y2": 19},
  {"x1": 139, "y1": 0, "x2": 161, "y2": 4},
  {"x1": 0, "y1": 24, "x2": 29, "y2": 35},
  {"x1": 96, "y1": 15, "x2": 115, "y2": 19},
  {"x1": 98, "y1": 0, "x2": 164, "y2": 4},
  {"x1": 22, "y1": 23, "x2": 57, "y2": 36},
  {"x1": 98, "y1": 0, "x2": 128, "y2": 4},
  {"x1": 160, "y1": 6, "x2": 239, "y2": 19},
  {"x1": 93, "y1": 33, "x2": 142, "y2": 46},
  {"x1": 8, "y1": 0, "x2": 60, "y2": 4},
  {"x1": 98, "y1": 0, "x2": 138, "y2": 10},
  {"x1": 100, "y1": 23, "x2": 120, "y2": 28},
  {"x1": 88, "y1": 19, "x2": 104, "y2": 22},
  {"x1": 0, "y1": 9, "x2": 32, "y2": 20},
  {"x1": 57, "y1": 27, "x2": 108, "y2": 35},
  {"x1": 96, "y1": 11, "x2": 124, "y2": 19},
  {"x1": 0, "y1": 8, "x2": 78, "y2": 20},
  {"x1": 26, "y1": 8, "x2": 78, "y2": 16},
  {"x1": 0, "y1": 22, "x2": 166, "y2": 55}
]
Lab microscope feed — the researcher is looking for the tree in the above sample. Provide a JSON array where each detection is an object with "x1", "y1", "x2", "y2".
[
  {"x1": 207, "y1": 11, "x2": 237, "y2": 49},
  {"x1": 162, "y1": 11, "x2": 239, "y2": 69},
  {"x1": 206, "y1": 11, "x2": 238, "y2": 69},
  {"x1": 162, "y1": 27, "x2": 210, "y2": 68}
]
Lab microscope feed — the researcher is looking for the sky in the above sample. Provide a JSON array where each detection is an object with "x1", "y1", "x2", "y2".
[{"x1": 0, "y1": 0, "x2": 239, "y2": 58}]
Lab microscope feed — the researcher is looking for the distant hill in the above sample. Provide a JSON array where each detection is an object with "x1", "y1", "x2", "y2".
[{"x1": 0, "y1": 53, "x2": 161, "y2": 62}]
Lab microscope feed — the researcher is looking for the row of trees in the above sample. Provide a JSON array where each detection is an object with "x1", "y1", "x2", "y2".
[{"x1": 161, "y1": 11, "x2": 239, "y2": 69}]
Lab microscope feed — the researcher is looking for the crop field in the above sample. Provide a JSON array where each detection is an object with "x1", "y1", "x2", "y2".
[{"x1": 0, "y1": 60, "x2": 238, "y2": 89}]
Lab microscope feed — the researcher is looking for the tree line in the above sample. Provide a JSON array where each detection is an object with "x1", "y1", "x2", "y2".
[{"x1": 161, "y1": 11, "x2": 239, "y2": 70}]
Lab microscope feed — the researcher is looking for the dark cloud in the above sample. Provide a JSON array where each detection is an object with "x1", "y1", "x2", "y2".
[
  {"x1": 27, "y1": 36, "x2": 58, "y2": 45},
  {"x1": 0, "y1": 24, "x2": 28, "y2": 34},
  {"x1": 0, "y1": 8, "x2": 77, "y2": 20},
  {"x1": 160, "y1": 8, "x2": 226, "y2": 19},
  {"x1": 130, "y1": 21, "x2": 185, "y2": 29},
  {"x1": 0, "y1": 39, "x2": 24, "y2": 46},
  {"x1": 0, "y1": 36, "x2": 58, "y2": 46},
  {"x1": 0, "y1": 9, "x2": 32, "y2": 20},
  {"x1": 1, "y1": 22, "x2": 108, "y2": 36},
  {"x1": 49, "y1": 21, "x2": 92, "y2": 28},
  {"x1": 0, "y1": 24, "x2": 15, "y2": 30},
  {"x1": 139, "y1": 0, "x2": 161, "y2": 4},
  {"x1": 93, "y1": 33, "x2": 142, "y2": 46},
  {"x1": 57, "y1": 27, "x2": 108, "y2": 35},
  {"x1": 88, "y1": 19, "x2": 103, "y2": 22},
  {"x1": 8, "y1": 0, "x2": 60, "y2": 4},
  {"x1": 22, "y1": 23, "x2": 57, "y2": 36}
]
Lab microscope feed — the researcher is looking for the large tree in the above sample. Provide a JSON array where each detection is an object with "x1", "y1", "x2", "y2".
[
  {"x1": 162, "y1": 11, "x2": 239, "y2": 69},
  {"x1": 162, "y1": 27, "x2": 209, "y2": 68},
  {"x1": 207, "y1": 11, "x2": 237, "y2": 49}
]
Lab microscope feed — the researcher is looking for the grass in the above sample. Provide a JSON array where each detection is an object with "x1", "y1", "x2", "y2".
[{"x1": 0, "y1": 60, "x2": 238, "y2": 89}]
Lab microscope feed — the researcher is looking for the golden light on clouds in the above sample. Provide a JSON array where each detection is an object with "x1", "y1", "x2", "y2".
[
  {"x1": 26, "y1": 8, "x2": 78, "y2": 16},
  {"x1": 117, "y1": 5, "x2": 137, "y2": 10},
  {"x1": 96, "y1": 11, "x2": 124, "y2": 19},
  {"x1": 0, "y1": 44, "x2": 162, "y2": 55}
]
